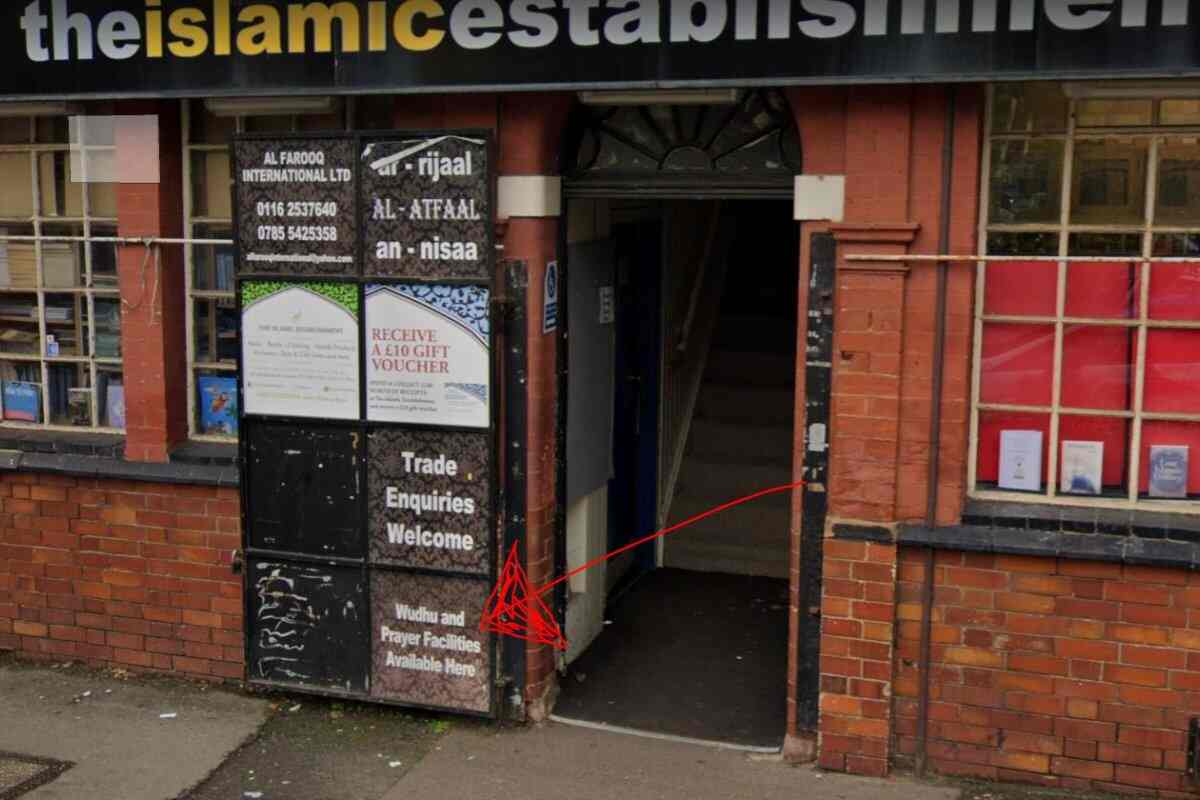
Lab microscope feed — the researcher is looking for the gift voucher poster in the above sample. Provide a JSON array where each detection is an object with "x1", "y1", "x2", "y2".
[
  {"x1": 365, "y1": 284, "x2": 490, "y2": 428},
  {"x1": 241, "y1": 282, "x2": 360, "y2": 420}
]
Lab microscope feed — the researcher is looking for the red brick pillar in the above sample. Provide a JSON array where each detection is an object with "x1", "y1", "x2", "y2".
[{"x1": 115, "y1": 102, "x2": 188, "y2": 462}]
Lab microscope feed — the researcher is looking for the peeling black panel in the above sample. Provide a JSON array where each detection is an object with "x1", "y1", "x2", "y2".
[
  {"x1": 247, "y1": 561, "x2": 369, "y2": 693},
  {"x1": 245, "y1": 420, "x2": 363, "y2": 558},
  {"x1": 797, "y1": 232, "x2": 836, "y2": 732}
]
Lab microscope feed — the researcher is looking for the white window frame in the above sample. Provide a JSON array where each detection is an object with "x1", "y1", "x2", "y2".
[
  {"x1": 970, "y1": 83, "x2": 1200, "y2": 513},
  {"x1": 0, "y1": 113, "x2": 124, "y2": 432}
]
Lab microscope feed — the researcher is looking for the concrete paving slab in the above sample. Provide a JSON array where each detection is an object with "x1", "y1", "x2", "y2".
[
  {"x1": 384, "y1": 721, "x2": 964, "y2": 800},
  {"x1": 0, "y1": 663, "x2": 270, "y2": 800}
]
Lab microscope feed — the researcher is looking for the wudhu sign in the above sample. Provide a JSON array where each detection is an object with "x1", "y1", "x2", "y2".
[
  {"x1": 5, "y1": 0, "x2": 1200, "y2": 99},
  {"x1": 234, "y1": 131, "x2": 500, "y2": 716}
]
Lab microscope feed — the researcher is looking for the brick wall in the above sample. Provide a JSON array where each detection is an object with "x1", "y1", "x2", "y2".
[
  {"x1": 894, "y1": 547, "x2": 1200, "y2": 796},
  {"x1": 0, "y1": 472, "x2": 243, "y2": 680},
  {"x1": 818, "y1": 538, "x2": 899, "y2": 777}
]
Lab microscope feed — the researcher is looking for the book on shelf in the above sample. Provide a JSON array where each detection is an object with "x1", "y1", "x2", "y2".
[
  {"x1": 105, "y1": 381, "x2": 125, "y2": 429},
  {"x1": 2, "y1": 381, "x2": 41, "y2": 422},
  {"x1": 41, "y1": 243, "x2": 79, "y2": 288},
  {"x1": 198, "y1": 375, "x2": 237, "y2": 435},
  {"x1": 998, "y1": 430, "x2": 1043, "y2": 491},
  {"x1": 1060, "y1": 441, "x2": 1104, "y2": 496},
  {"x1": 1149, "y1": 445, "x2": 1189, "y2": 499}
]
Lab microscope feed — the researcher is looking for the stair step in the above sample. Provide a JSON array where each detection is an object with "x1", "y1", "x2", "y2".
[
  {"x1": 704, "y1": 349, "x2": 796, "y2": 388},
  {"x1": 672, "y1": 460, "x2": 794, "y2": 500},
  {"x1": 686, "y1": 419, "x2": 793, "y2": 467},
  {"x1": 663, "y1": 542, "x2": 789, "y2": 579},
  {"x1": 695, "y1": 384, "x2": 793, "y2": 425},
  {"x1": 710, "y1": 315, "x2": 796, "y2": 353}
]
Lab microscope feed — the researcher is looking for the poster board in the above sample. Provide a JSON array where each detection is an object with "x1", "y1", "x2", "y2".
[{"x1": 233, "y1": 131, "x2": 498, "y2": 717}]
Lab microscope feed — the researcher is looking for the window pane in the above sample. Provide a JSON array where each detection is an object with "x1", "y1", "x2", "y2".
[
  {"x1": 296, "y1": 112, "x2": 343, "y2": 132},
  {"x1": 1147, "y1": 260, "x2": 1200, "y2": 322},
  {"x1": 356, "y1": 95, "x2": 395, "y2": 130},
  {"x1": 0, "y1": 360, "x2": 42, "y2": 422},
  {"x1": 97, "y1": 367, "x2": 124, "y2": 429},
  {"x1": 1139, "y1": 422, "x2": 1200, "y2": 499},
  {"x1": 0, "y1": 154, "x2": 33, "y2": 218},
  {"x1": 984, "y1": 260, "x2": 1057, "y2": 317},
  {"x1": 1144, "y1": 330, "x2": 1200, "y2": 415},
  {"x1": 0, "y1": 293, "x2": 39, "y2": 355},
  {"x1": 93, "y1": 298, "x2": 121, "y2": 359},
  {"x1": 190, "y1": 150, "x2": 231, "y2": 219},
  {"x1": 47, "y1": 362, "x2": 90, "y2": 426},
  {"x1": 40, "y1": 223, "x2": 84, "y2": 288},
  {"x1": 44, "y1": 293, "x2": 85, "y2": 357},
  {"x1": 193, "y1": 298, "x2": 238, "y2": 365},
  {"x1": 991, "y1": 83, "x2": 1068, "y2": 133},
  {"x1": 38, "y1": 152, "x2": 83, "y2": 218},
  {"x1": 1061, "y1": 326, "x2": 1133, "y2": 411},
  {"x1": 1059, "y1": 416, "x2": 1130, "y2": 496},
  {"x1": 1064, "y1": 261, "x2": 1138, "y2": 318},
  {"x1": 976, "y1": 411, "x2": 1050, "y2": 491},
  {"x1": 189, "y1": 102, "x2": 236, "y2": 145},
  {"x1": 88, "y1": 179, "x2": 118, "y2": 219},
  {"x1": 1070, "y1": 139, "x2": 1148, "y2": 226},
  {"x1": 0, "y1": 224, "x2": 37, "y2": 289},
  {"x1": 988, "y1": 140, "x2": 1064, "y2": 224},
  {"x1": 196, "y1": 369, "x2": 238, "y2": 436},
  {"x1": 1157, "y1": 137, "x2": 1200, "y2": 226},
  {"x1": 34, "y1": 116, "x2": 68, "y2": 144},
  {"x1": 243, "y1": 115, "x2": 294, "y2": 134},
  {"x1": 191, "y1": 224, "x2": 234, "y2": 291},
  {"x1": 89, "y1": 224, "x2": 118, "y2": 288},
  {"x1": 980, "y1": 323, "x2": 1055, "y2": 407},
  {"x1": 0, "y1": 118, "x2": 31, "y2": 145},
  {"x1": 1068, "y1": 232, "x2": 1141, "y2": 257},
  {"x1": 1160, "y1": 100, "x2": 1200, "y2": 126},
  {"x1": 1076, "y1": 99, "x2": 1152, "y2": 128}
]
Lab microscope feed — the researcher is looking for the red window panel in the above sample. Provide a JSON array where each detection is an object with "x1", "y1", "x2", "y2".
[
  {"x1": 1060, "y1": 326, "x2": 1133, "y2": 412},
  {"x1": 977, "y1": 411, "x2": 1050, "y2": 485},
  {"x1": 1138, "y1": 422, "x2": 1200, "y2": 495},
  {"x1": 980, "y1": 324, "x2": 1055, "y2": 407},
  {"x1": 984, "y1": 260, "x2": 1056, "y2": 317},
  {"x1": 1143, "y1": 330, "x2": 1200, "y2": 415},
  {"x1": 1064, "y1": 261, "x2": 1138, "y2": 319},
  {"x1": 1059, "y1": 416, "x2": 1130, "y2": 489},
  {"x1": 1149, "y1": 262, "x2": 1200, "y2": 322}
]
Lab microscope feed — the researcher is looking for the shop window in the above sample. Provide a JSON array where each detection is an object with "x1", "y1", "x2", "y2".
[
  {"x1": 974, "y1": 83, "x2": 1200, "y2": 509},
  {"x1": 0, "y1": 113, "x2": 123, "y2": 431},
  {"x1": 182, "y1": 98, "x2": 365, "y2": 440}
]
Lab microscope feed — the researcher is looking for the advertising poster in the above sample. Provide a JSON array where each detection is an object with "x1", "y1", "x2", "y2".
[
  {"x1": 367, "y1": 428, "x2": 492, "y2": 575},
  {"x1": 241, "y1": 281, "x2": 361, "y2": 421},
  {"x1": 370, "y1": 571, "x2": 492, "y2": 714},
  {"x1": 234, "y1": 137, "x2": 357, "y2": 277},
  {"x1": 361, "y1": 135, "x2": 490, "y2": 280},
  {"x1": 365, "y1": 284, "x2": 490, "y2": 429}
]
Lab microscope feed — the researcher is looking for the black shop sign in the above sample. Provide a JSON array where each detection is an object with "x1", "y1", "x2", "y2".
[{"x1": 233, "y1": 130, "x2": 500, "y2": 716}]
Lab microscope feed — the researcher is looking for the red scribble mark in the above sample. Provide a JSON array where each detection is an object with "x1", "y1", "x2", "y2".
[{"x1": 480, "y1": 481, "x2": 805, "y2": 651}]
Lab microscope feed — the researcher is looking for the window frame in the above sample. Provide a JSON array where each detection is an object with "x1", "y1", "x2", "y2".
[
  {"x1": 0, "y1": 112, "x2": 124, "y2": 432},
  {"x1": 970, "y1": 84, "x2": 1200, "y2": 513}
]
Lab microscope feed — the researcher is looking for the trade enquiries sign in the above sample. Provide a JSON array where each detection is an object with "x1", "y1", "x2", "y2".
[
  {"x1": 6, "y1": 0, "x2": 1200, "y2": 99},
  {"x1": 233, "y1": 129, "x2": 499, "y2": 718}
]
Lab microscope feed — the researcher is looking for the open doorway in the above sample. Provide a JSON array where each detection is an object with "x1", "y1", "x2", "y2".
[{"x1": 553, "y1": 197, "x2": 799, "y2": 749}]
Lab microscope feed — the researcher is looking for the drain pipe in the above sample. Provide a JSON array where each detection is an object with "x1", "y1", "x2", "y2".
[{"x1": 914, "y1": 85, "x2": 957, "y2": 779}]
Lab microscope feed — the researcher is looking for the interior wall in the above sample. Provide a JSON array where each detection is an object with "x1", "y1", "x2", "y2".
[{"x1": 563, "y1": 197, "x2": 613, "y2": 663}]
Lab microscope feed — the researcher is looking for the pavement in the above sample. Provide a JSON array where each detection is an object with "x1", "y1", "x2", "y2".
[
  {"x1": 0, "y1": 661, "x2": 270, "y2": 800},
  {"x1": 0, "y1": 657, "x2": 967, "y2": 800},
  {"x1": 384, "y1": 720, "x2": 963, "y2": 800}
]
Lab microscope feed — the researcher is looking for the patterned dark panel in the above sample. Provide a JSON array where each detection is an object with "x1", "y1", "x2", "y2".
[
  {"x1": 370, "y1": 570, "x2": 492, "y2": 714},
  {"x1": 248, "y1": 561, "x2": 368, "y2": 693},
  {"x1": 361, "y1": 135, "x2": 491, "y2": 280},
  {"x1": 245, "y1": 420, "x2": 363, "y2": 558},
  {"x1": 234, "y1": 137, "x2": 358, "y2": 277},
  {"x1": 367, "y1": 428, "x2": 492, "y2": 575}
]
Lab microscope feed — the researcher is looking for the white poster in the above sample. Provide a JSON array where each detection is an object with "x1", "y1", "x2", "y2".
[
  {"x1": 365, "y1": 284, "x2": 490, "y2": 429},
  {"x1": 241, "y1": 282, "x2": 360, "y2": 420},
  {"x1": 1060, "y1": 440, "x2": 1104, "y2": 495},
  {"x1": 998, "y1": 429, "x2": 1043, "y2": 492}
]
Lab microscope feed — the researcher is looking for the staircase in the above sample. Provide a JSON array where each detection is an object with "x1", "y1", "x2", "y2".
[{"x1": 663, "y1": 307, "x2": 796, "y2": 579}]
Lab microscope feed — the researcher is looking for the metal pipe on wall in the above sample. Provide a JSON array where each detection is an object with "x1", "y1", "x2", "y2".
[{"x1": 915, "y1": 84, "x2": 957, "y2": 778}]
